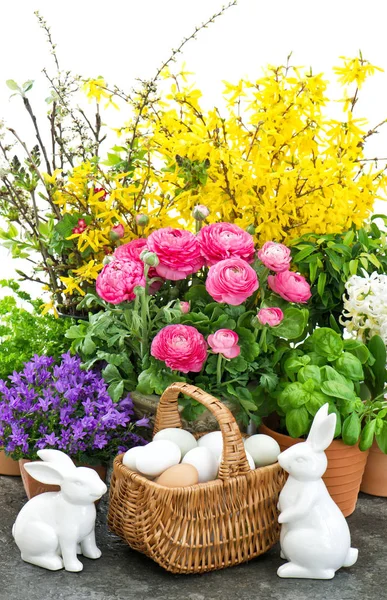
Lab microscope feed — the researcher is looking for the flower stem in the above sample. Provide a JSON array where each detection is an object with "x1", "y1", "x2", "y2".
[
  {"x1": 216, "y1": 353, "x2": 223, "y2": 386},
  {"x1": 259, "y1": 328, "x2": 267, "y2": 352},
  {"x1": 140, "y1": 265, "x2": 150, "y2": 365}
]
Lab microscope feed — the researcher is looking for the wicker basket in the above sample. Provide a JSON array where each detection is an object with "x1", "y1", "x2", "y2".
[{"x1": 108, "y1": 382, "x2": 285, "y2": 574}]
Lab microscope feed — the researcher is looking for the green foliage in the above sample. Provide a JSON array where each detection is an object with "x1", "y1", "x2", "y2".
[
  {"x1": 68, "y1": 282, "x2": 310, "y2": 425},
  {"x1": 291, "y1": 222, "x2": 387, "y2": 330},
  {"x1": 265, "y1": 327, "x2": 387, "y2": 450},
  {"x1": 0, "y1": 280, "x2": 73, "y2": 379}
]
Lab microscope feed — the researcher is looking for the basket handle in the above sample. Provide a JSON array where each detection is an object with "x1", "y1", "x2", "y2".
[{"x1": 153, "y1": 382, "x2": 250, "y2": 481}]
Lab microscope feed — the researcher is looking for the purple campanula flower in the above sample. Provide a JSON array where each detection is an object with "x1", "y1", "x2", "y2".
[{"x1": 0, "y1": 353, "x2": 149, "y2": 462}]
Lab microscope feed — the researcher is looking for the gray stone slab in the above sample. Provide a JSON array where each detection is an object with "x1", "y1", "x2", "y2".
[{"x1": 0, "y1": 474, "x2": 385, "y2": 600}]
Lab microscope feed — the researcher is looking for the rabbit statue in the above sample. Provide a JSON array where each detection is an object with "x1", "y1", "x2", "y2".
[
  {"x1": 12, "y1": 449, "x2": 107, "y2": 572},
  {"x1": 277, "y1": 403, "x2": 358, "y2": 579}
]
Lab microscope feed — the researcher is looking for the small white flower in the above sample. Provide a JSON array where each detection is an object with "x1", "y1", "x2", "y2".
[{"x1": 341, "y1": 270, "x2": 387, "y2": 345}]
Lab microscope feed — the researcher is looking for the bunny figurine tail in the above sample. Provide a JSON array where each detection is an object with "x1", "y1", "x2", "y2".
[{"x1": 276, "y1": 404, "x2": 358, "y2": 579}]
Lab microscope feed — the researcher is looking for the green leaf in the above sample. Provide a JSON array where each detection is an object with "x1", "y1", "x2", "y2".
[
  {"x1": 108, "y1": 380, "x2": 124, "y2": 402},
  {"x1": 271, "y1": 307, "x2": 309, "y2": 340},
  {"x1": 236, "y1": 327, "x2": 260, "y2": 361},
  {"x1": 185, "y1": 284, "x2": 211, "y2": 304},
  {"x1": 82, "y1": 336, "x2": 96, "y2": 355},
  {"x1": 320, "y1": 365, "x2": 354, "y2": 389},
  {"x1": 279, "y1": 382, "x2": 309, "y2": 409},
  {"x1": 306, "y1": 391, "x2": 330, "y2": 416},
  {"x1": 359, "y1": 420, "x2": 376, "y2": 451},
  {"x1": 317, "y1": 272, "x2": 327, "y2": 297},
  {"x1": 286, "y1": 407, "x2": 310, "y2": 438},
  {"x1": 259, "y1": 372, "x2": 279, "y2": 391},
  {"x1": 343, "y1": 339, "x2": 370, "y2": 364},
  {"x1": 334, "y1": 352, "x2": 364, "y2": 381},
  {"x1": 342, "y1": 413, "x2": 361, "y2": 446},
  {"x1": 6, "y1": 79, "x2": 20, "y2": 91},
  {"x1": 311, "y1": 327, "x2": 344, "y2": 361},
  {"x1": 102, "y1": 363, "x2": 121, "y2": 383},
  {"x1": 368, "y1": 335, "x2": 387, "y2": 395},
  {"x1": 293, "y1": 245, "x2": 315, "y2": 262},
  {"x1": 297, "y1": 365, "x2": 321, "y2": 385},
  {"x1": 376, "y1": 422, "x2": 387, "y2": 454},
  {"x1": 349, "y1": 259, "x2": 359, "y2": 276},
  {"x1": 284, "y1": 354, "x2": 310, "y2": 380},
  {"x1": 320, "y1": 380, "x2": 356, "y2": 401},
  {"x1": 329, "y1": 314, "x2": 341, "y2": 334},
  {"x1": 236, "y1": 387, "x2": 257, "y2": 412},
  {"x1": 224, "y1": 355, "x2": 248, "y2": 374}
]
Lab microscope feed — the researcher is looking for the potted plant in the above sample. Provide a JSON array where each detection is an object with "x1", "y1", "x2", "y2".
[
  {"x1": 0, "y1": 280, "x2": 74, "y2": 476},
  {"x1": 339, "y1": 269, "x2": 387, "y2": 496},
  {"x1": 0, "y1": 352, "x2": 149, "y2": 498},
  {"x1": 65, "y1": 222, "x2": 312, "y2": 431},
  {"x1": 259, "y1": 326, "x2": 387, "y2": 516}
]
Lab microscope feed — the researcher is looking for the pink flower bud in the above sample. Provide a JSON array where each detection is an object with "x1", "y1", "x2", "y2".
[
  {"x1": 72, "y1": 227, "x2": 81, "y2": 234},
  {"x1": 109, "y1": 223, "x2": 125, "y2": 241},
  {"x1": 193, "y1": 204, "x2": 210, "y2": 221},
  {"x1": 111, "y1": 223, "x2": 125, "y2": 238},
  {"x1": 180, "y1": 301, "x2": 191, "y2": 314},
  {"x1": 257, "y1": 307, "x2": 284, "y2": 327},
  {"x1": 207, "y1": 329, "x2": 240, "y2": 359},
  {"x1": 135, "y1": 213, "x2": 149, "y2": 227}
]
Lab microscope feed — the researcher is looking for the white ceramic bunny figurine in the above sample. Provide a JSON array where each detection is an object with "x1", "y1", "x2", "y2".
[
  {"x1": 277, "y1": 403, "x2": 358, "y2": 579},
  {"x1": 12, "y1": 449, "x2": 107, "y2": 572}
]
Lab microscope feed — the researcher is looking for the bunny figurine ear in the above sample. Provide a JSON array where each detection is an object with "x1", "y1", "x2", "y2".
[
  {"x1": 23, "y1": 462, "x2": 64, "y2": 486},
  {"x1": 37, "y1": 449, "x2": 75, "y2": 469},
  {"x1": 307, "y1": 403, "x2": 336, "y2": 452}
]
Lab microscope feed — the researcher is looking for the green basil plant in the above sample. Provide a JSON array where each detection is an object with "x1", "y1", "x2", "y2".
[{"x1": 266, "y1": 327, "x2": 387, "y2": 452}]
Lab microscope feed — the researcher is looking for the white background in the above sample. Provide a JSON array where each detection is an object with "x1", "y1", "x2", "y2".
[{"x1": 1, "y1": 0, "x2": 387, "y2": 299}]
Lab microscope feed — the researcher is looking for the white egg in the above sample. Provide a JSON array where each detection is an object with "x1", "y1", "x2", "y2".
[
  {"x1": 153, "y1": 428, "x2": 197, "y2": 458},
  {"x1": 135, "y1": 440, "x2": 181, "y2": 477},
  {"x1": 122, "y1": 446, "x2": 144, "y2": 472},
  {"x1": 244, "y1": 434, "x2": 280, "y2": 467},
  {"x1": 197, "y1": 431, "x2": 223, "y2": 460},
  {"x1": 218, "y1": 449, "x2": 255, "y2": 471},
  {"x1": 182, "y1": 447, "x2": 218, "y2": 483}
]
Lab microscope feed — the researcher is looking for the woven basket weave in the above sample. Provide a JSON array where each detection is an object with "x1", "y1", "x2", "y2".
[{"x1": 108, "y1": 382, "x2": 285, "y2": 574}]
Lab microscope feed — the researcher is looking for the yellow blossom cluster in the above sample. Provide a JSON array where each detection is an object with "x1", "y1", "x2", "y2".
[
  {"x1": 47, "y1": 56, "x2": 387, "y2": 298},
  {"x1": 148, "y1": 57, "x2": 386, "y2": 242}
]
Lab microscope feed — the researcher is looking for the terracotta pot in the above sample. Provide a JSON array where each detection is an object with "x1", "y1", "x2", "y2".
[
  {"x1": 260, "y1": 423, "x2": 368, "y2": 517},
  {"x1": 0, "y1": 451, "x2": 21, "y2": 476},
  {"x1": 131, "y1": 390, "x2": 240, "y2": 434},
  {"x1": 19, "y1": 459, "x2": 108, "y2": 500},
  {"x1": 360, "y1": 441, "x2": 387, "y2": 496}
]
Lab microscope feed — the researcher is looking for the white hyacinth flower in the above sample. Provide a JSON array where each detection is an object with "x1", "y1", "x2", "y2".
[{"x1": 341, "y1": 270, "x2": 387, "y2": 345}]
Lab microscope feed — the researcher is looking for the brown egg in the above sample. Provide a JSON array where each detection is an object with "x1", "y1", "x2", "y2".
[{"x1": 155, "y1": 463, "x2": 199, "y2": 488}]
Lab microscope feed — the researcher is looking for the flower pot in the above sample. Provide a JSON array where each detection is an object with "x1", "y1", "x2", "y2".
[
  {"x1": 260, "y1": 423, "x2": 368, "y2": 517},
  {"x1": 131, "y1": 390, "x2": 240, "y2": 434},
  {"x1": 19, "y1": 459, "x2": 108, "y2": 500},
  {"x1": 360, "y1": 441, "x2": 387, "y2": 496},
  {"x1": 0, "y1": 451, "x2": 21, "y2": 476}
]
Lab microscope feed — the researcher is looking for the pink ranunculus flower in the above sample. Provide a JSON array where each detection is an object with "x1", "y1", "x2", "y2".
[
  {"x1": 151, "y1": 324, "x2": 208, "y2": 373},
  {"x1": 110, "y1": 223, "x2": 125, "y2": 240},
  {"x1": 257, "y1": 241, "x2": 292, "y2": 272},
  {"x1": 268, "y1": 270, "x2": 311, "y2": 304},
  {"x1": 206, "y1": 258, "x2": 259, "y2": 306},
  {"x1": 179, "y1": 301, "x2": 191, "y2": 314},
  {"x1": 114, "y1": 238, "x2": 147, "y2": 261},
  {"x1": 114, "y1": 239, "x2": 162, "y2": 293},
  {"x1": 257, "y1": 307, "x2": 284, "y2": 327},
  {"x1": 96, "y1": 258, "x2": 145, "y2": 304},
  {"x1": 147, "y1": 227, "x2": 204, "y2": 281},
  {"x1": 207, "y1": 329, "x2": 240, "y2": 359},
  {"x1": 198, "y1": 222, "x2": 255, "y2": 266}
]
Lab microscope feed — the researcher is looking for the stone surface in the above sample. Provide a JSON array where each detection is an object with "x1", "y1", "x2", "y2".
[{"x1": 0, "y1": 473, "x2": 386, "y2": 600}]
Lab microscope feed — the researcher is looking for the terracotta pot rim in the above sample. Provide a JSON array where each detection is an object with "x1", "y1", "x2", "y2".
[{"x1": 260, "y1": 422, "x2": 362, "y2": 453}]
